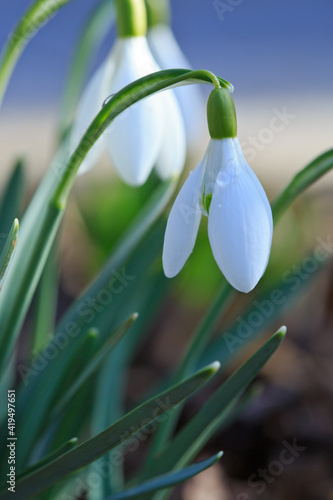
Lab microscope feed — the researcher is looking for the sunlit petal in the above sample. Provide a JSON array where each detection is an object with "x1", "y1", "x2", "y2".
[{"x1": 208, "y1": 139, "x2": 273, "y2": 293}]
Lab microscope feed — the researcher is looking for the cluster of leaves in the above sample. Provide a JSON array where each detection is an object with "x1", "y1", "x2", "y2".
[{"x1": 0, "y1": 1, "x2": 332, "y2": 499}]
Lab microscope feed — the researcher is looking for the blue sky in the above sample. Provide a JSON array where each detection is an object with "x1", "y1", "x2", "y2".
[{"x1": 0, "y1": 0, "x2": 332, "y2": 107}]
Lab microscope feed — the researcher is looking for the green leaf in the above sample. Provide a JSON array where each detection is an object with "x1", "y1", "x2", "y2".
[
  {"x1": 14, "y1": 313, "x2": 136, "y2": 469},
  {"x1": 17, "y1": 438, "x2": 78, "y2": 481},
  {"x1": 107, "y1": 452, "x2": 223, "y2": 500},
  {"x1": 49, "y1": 314, "x2": 138, "y2": 420},
  {"x1": 138, "y1": 328, "x2": 285, "y2": 490},
  {"x1": 12, "y1": 219, "x2": 166, "y2": 472},
  {"x1": 59, "y1": 0, "x2": 115, "y2": 137},
  {"x1": 272, "y1": 148, "x2": 333, "y2": 223},
  {"x1": 0, "y1": 219, "x2": 19, "y2": 292},
  {"x1": 143, "y1": 281, "x2": 232, "y2": 471},
  {"x1": 0, "y1": 202, "x2": 63, "y2": 375},
  {"x1": 90, "y1": 273, "x2": 170, "y2": 498},
  {"x1": 0, "y1": 159, "x2": 24, "y2": 254},
  {"x1": 0, "y1": 0, "x2": 74, "y2": 106},
  {"x1": 1, "y1": 363, "x2": 220, "y2": 500},
  {"x1": 13, "y1": 328, "x2": 99, "y2": 470},
  {"x1": 31, "y1": 246, "x2": 58, "y2": 352}
]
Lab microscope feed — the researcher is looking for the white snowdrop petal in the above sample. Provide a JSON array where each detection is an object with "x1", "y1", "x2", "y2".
[
  {"x1": 154, "y1": 89, "x2": 186, "y2": 180},
  {"x1": 163, "y1": 161, "x2": 205, "y2": 278},
  {"x1": 71, "y1": 55, "x2": 115, "y2": 175},
  {"x1": 233, "y1": 138, "x2": 273, "y2": 240},
  {"x1": 147, "y1": 25, "x2": 206, "y2": 155},
  {"x1": 104, "y1": 37, "x2": 164, "y2": 186},
  {"x1": 208, "y1": 144, "x2": 272, "y2": 293}
]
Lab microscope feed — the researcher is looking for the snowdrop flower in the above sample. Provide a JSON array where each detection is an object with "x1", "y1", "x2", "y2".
[
  {"x1": 145, "y1": 0, "x2": 206, "y2": 156},
  {"x1": 71, "y1": 0, "x2": 186, "y2": 185},
  {"x1": 163, "y1": 87, "x2": 273, "y2": 293}
]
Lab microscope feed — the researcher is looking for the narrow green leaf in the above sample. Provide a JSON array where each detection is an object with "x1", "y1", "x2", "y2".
[
  {"x1": 0, "y1": 0, "x2": 74, "y2": 106},
  {"x1": 90, "y1": 273, "x2": 170, "y2": 498},
  {"x1": 59, "y1": 0, "x2": 115, "y2": 137},
  {"x1": 32, "y1": 246, "x2": 58, "y2": 352},
  {"x1": 47, "y1": 328, "x2": 100, "y2": 418},
  {"x1": 0, "y1": 355, "x2": 15, "y2": 423},
  {"x1": 49, "y1": 314, "x2": 138, "y2": 420},
  {"x1": 0, "y1": 203, "x2": 63, "y2": 374},
  {"x1": 46, "y1": 379, "x2": 95, "y2": 463},
  {"x1": 0, "y1": 159, "x2": 24, "y2": 254},
  {"x1": 92, "y1": 345, "x2": 128, "y2": 499},
  {"x1": 139, "y1": 328, "x2": 285, "y2": 487},
  {"x1": 2, "y1": 363, "x2": 220, "y2": 500},
  {"x1": 14, "y1": 328, "x2": 99, "y2": 469},
  {"x1": 17, "y1": 438, "x2": 78, "y2": 481},
  {"x1": 13, "y1": 220, "x2": 166, "y2": 469},
  {"x1": 272, "y1": 148, "x2": 333, "y2": 223},
  {"x1": 0, "y1": 219, "x2": 19, "y2": 292},
  {"x1": 143, "y1": 281, "x2": 232, "y2": 471},
  {"x1": 107, "y1": 452, "x2": 223, "y2": 500}
]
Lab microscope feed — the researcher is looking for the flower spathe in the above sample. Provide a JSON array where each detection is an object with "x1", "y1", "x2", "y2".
[{"x1": 162, "y1": 138, "x2": 273, "y2": 293}]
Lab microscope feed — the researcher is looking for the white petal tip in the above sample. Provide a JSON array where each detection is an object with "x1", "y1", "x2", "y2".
[
  {"x1": 162, "y1": 256, "x2": 182, "y2": 279},
  {"x1": 209, "y1": 361, "x2": 221, "y2": 372},
  {"x1": 232, "y1": 278, "x2": 260, "y2": 294}
]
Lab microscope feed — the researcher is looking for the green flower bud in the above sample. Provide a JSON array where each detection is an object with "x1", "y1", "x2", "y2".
[
  {"x1": 145, "y1": 0, "x2": 171, "y2": 27},
  {"x1": 116, "y1": 0, "x2": 147, "y2": 37},
  {"x1": 207, "y1": 87, "x2": 237, "y2": 139}
]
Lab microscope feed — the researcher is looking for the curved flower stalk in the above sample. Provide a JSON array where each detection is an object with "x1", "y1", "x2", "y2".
[
  {"x1": 145, "y1": 0, "x2": 206, "y2": 157},
  {"x1": 163, "y1": 87, "x2": 273, "y2": 293},
  {"x1": 70, "y1": 0, "x2": 186, "y2": 186}
]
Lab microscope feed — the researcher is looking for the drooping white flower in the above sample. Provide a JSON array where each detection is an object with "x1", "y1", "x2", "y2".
[
  {"x1": 163, "y1": 88, "x2": 273, "y2": 293},
  {"x1": 70, "y1": 0, "x2": 186, "y2": 185},
  {"x1": 145, "y1": 0, "x2": 205, "y2": 157}
]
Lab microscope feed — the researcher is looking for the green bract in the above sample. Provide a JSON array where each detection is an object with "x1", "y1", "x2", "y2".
[
  {"x1": 115, "y1": 0, "x2": 147, "y2": 37},
  {"x1": 207, "y1": 87, "x2": 237, "y2": 139},
  {"x1": 145, "y1": 0, "x2": 171, "y2": 27}
]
